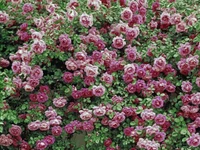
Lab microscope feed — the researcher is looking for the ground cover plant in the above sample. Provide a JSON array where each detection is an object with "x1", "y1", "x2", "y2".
[{"x1": 0, "y1": 0, "x2": 200, "y2": 149}]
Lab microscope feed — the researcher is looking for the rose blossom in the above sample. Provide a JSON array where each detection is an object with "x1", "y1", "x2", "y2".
[
  {"x1": 39, "y1": 121, "x2": 50, "y2": 131},
  {"x1": 36, "y1": 140, "x2": 48, "y2": 150},
  {"x1": 152, "y1": 96, "x2": 164, "y2": 108},
  {"x1": 37, "y1": 92, "x2": 48, "y2": 103},
  {"x1": 53, "y1": 97, "x2": 67, "y2": 108},
  {"x1": 154, "y1": 114, "x2": 166, "y2": 125},
  {"x1": 0, "y1": 11, "x2": 9, "y2": 23},
  {"x1": 51, "y1": 126, "x2": 62, "y2": 136},
  {"x1": 176, "y1": 21, "x2": 187, "y2": 33},
  {"x1": 113, "y1": 112, "x2": 126, "y2": 123},
  {"x1": 79, "y1": 13, "x2": 93, "y2": 28},
  {"x1": 11, "y1": 61, "x2": 21, "y2": 74},
  {"x1": 121, "y1": 8, "x2": 133, "y2": 21},
  {"x1": 22, "y1": 3, "x2": 34, "y2": 13},
  {"x1": 84, "y1": 64, "x2": 99, "y2": 77},
  {"x1": 30, "y1": 66, "x2": 43, "y2": 79},
  {"x1": 141, "y1": 109, "x2": 156, "y2": 121},
  {"x1": 108, "y1": 120, "x2": 120, "y2": 128},
  {"x1": 124, "y1": 127, "x2": 134, "y2": 136},
  {"x1": 129, "y1": 1, "x2": 138, "y2": 13},
  {"x1": 126, "y1": 27, "x2": 140, "y2": 41},
  {"x1": 186, "y1": 55, "x2": 199, "y2": 69},
  {"x1": 44, "y1": 135, "x2": 55, "y2": 145},
  {"x1": 124, "y1": 63, "x2": 136, "y2": 75},
  {"x1": 154, "y1": 132, "x2": 166, "y2": 142},
  {"x1": 112, "y1": 35, "x2": 126, "y2": 49},
  {"x1": 9, "y1": 125, "x2": 22, "y2": 137},
  {"x1": 28, "y1": 121, "x2": 41, "y2": 131},
  {"x1": 31, "y1": 40, "x2": 46, "y2": 54},
  {"x1": 24, "y1": 84, "x2": 34, "y2": 92},
  {"x1": 111, "y1": 95, "x2": 123, "y2": 103},
  {"x1": 196, "y1": 77, "x2": 200, "y2": 87},
  {"x1": 153, "y1": 56, "x2": 167, "y2": 72},
  {"x1": 181, "y1": 81, "x2": 192, "y2": 93},
  {"x1": 187, "y1": 133, "x2": 200, "y2": 147},
  {"x1": 101, "y1": 72, "x2": 113, "y2": 84},
  {"x1": 59, "y1": 34, "x2": 71, "y2": 48},
  {"x1": 66, "y1": 8, "x2": 78, "y2": 21},
  {"x1": 186, "y1": 14, "x2": 197, "y2": 27},
  {"x1": 126, "y1": 83, "x2": 136, "y2": 93},
  {"x1": 160, "y1": 11, "x2": 170, "y2": 24},
  {"x1": 0, "y1": 58, "x2": 10, "y2": 68},
  {"x1": 191, "y1": 93, "x2": 200, "y2": 105},
  {"x1": 82, "y1": 121, "x2": 94, "y2": 131},
  {"x1": 0, "y1": 134, "x2": 13, "y2": 147},
  {"x1": 93, "y1": 105, "x2": 106, "y2": 117},
  {"x1": 79, "y1": 109, "x2": 92, "y2": 121},
  {"x1": 92, "y1": 84, "x2": 106, "y2": 97},
  {"x1": 178, "y1": 42, "x2": 191, "y2": 57}
]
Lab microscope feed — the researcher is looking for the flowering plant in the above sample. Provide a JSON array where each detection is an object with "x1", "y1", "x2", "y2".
[{"x1": 0, "y1": 0, "x2": 200, "y2": 150}]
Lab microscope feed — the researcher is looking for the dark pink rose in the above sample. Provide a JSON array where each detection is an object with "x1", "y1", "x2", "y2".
[
  {"x1": 154, "y1": 114, "x2": 166, "y2": 125},
  {"x1": 0, "y1": 58, "x2": 10, "y2": 68},
  {"x1": 37, "y1": 92, "x2": 48, "y2": 103},
  {"x1": 181, "y1": 81, "x2": 192, "y2": 93},
  {"x1": 51, "y1": 126, "x2": 62, "y2": 136},
  {"x1": 9, "y1": 125, "x2": 22, "y2": 137},
  {"x1": 43, "y1": 135, "x2": 55, "y2": 145}
]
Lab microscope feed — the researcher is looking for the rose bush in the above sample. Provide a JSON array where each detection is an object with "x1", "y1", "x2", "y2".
[{"x1": 0, "y1": 0, "x2": 200, "y2": 149}]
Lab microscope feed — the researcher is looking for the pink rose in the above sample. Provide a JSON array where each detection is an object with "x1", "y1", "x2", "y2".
[
  {"x1": 45, "y1": 107, "x2": 57, "y2": 118},
  {"x1": 178, "y1": 42, "x2": 191, "y2": 57},
  {"x1": 112, "y1": 35, "x2": 126, "y2": 49},
  {"x1": 65, "y1": 59, "x2": 78, "y2": 71},
  {"x1": 59, "y1": 34, "x2": 71, "y2": 48},
  {"x1": 30, "y1": 66, "x2": 43, "y2": 79},
  {"x1": 43, "y1": 135, "x2": 55, "y2": 145},
  {"x1": 0, "y1": 134, "x2": 13, "y2": 147},
  {"x1": 196, "y1": 77, "x2": 200, "y2": 87},
  {"x1": 13, "y1": 77, "x2": 22, "y2": 89},
  {"x1": 121, "y1": 8, "x2": 133, "y2": 21},
  {"x1": 79, "y1": 13, "x2": 93, "y2": 28},
  {"x1": 152, "y1": 96, "x2": 164, "y2": 108},
  {"x1": 53, "y1": 97, "x2": 67, "y2": 108},
  {"x1": 39, "y1": 85, "x2": 50, "y2": 94},
  {"x1": 153, "y1": 56, "x2": 167, "y2": 72},
  {"x1": 11, "y1": 0, "x2": 22, "y2": 4},
  {"x1": 191, "y1": 93, "x2": 200, "y2": 105},
  {"x1": 84, "y1": 64, "x2": 99, "y2": 77},
  {"x1": 87, "y1": 0, "x2": 102, "y2": 10},
  {"x1": 64, "y1": 124, "x2": 75, "y2": 134},
  {"x1": 28, "y1": 121, "x2": 41, "y2": 131},
  {"x1": 0, "y1": 11, "x2": 9, "y2": 23},
  {"x1": 31, "y1": 40, "x2": 46, "y2": 54},
  {"x1": 22, "y1": 3, "x2": 34, "y2": 13},
  {"x1": 186, "y1": 55, "x2": 199, "y2": 69},
  {"x1": 126, "y1": 83, "x2": 136, "y2": 93},
  {"x1": 30, "y1": 30, "x2": 44, "y2": 40},
  {"x1": 176, "y1": 21, "x2": 187, "y2": 33},
  {"x1": 126, "y1": 27, "x2": 140, "y2": 41},
  {"x1": 186, "y1": 14, "x2": 197, "y2": 27},
  {"x1": 139, "y1": 6, "x2": 146, "y2": 16},
  {"x1": 27, "y1": 78, "x2": 39, "y2": 88},
  {"x1": 36, "y1": 140, "x2": 48, "y2": 150},
  {"x1": 124, "y1": 63, "x2": 136, "y2": 75},
  {"x1": 34, "y1": 17, "x2": 45, "y2": 28},
  {"x1": 79, "y1": 109, "x2": 92, "y2": 121},
  {"x1": 125, "y1": 46, "x2": 137, "y2": 62},
  {"x1": 108, "y1": 120, "x2": 120, "y2": 128},
  {"x1": 63, "y1": 72, "x2": 73, "y2": 83},
  {"x1": 113, "y1": 112, "x2": 126, "y2": 123},
  {"x1": 187, "y1": 133, "x2": 200, "y2": 147},
  {"x1": 101, "y1": 72, "x2": 113, "y2": 84},
  {"x1": 129, "y1": 1, "x2": 138, "y2": 13},
  {"x1": 9, "y1": 125, "x2": 22, "y2": 137},
  {"x1": 111, "y1": 95, "x2": 123, "y2": 103},
  {"x1": 154, "y1": 132, "x2": 166, "y2": 142},
  {"x1": 154, "y1": 114, "x2": 166, "y2": 125},
  {"x1": 170, "y1": 13, "x2": 182, "y2": 25},
  {"x1": 11, "y1": 61, "x2": 21, "y2": 74},
  {"x1": 39, "y1": 121, "x2": 50, "y2": 131},
  {"x1": 160, "y1": 11, "x2": 170, "y2": 24},
  {"x1": 51, "y1": 126, "x2": 62, "y2": 136},
  {"x1": 0, "y1": 58, "x2": 10, "y2": 68},
  {"x1": 141, "y1": 109, "x2": 156, "y2": 121},
  {"x1": 93, "y1": 105, "x2": 106, "y2": 117},
  {"x1": 82, "y1": 121, "x2": 94, "y2": 131},
  {"x1": 181, "y1": 81, "x2": 192, "y2": 93},
  {"x1": 66, "y1": 8, "x2": 78, "y2": 21},
  {"x1": 152, "y1": 2, "x2": 160, "y2": 12},
  {"x1": 37, "y1": 92, "x2": 48, "y2": 103},
  {"x1": 24, "y1": 84, "x2": 34, "y2": 92},
  {"x1": 92, "y1": 84, "x2": 106, "y2": 97}
]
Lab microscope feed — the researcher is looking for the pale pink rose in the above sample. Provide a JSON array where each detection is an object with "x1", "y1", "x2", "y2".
[
  {"x1": 124, "y1": 63, "x2": 136, "y2": 75},
  {"x1": 129, "y1": 1, "x2": 138, "y2": 13},
  {"x1": 33, "y1": 17, "x2": 45, "y2": 28},
  {"x1": 11, "y1": 61, "x2": 21, "y2": 74},
  {"x1": 22, "y1": 3, "x2": 34, "y2": 13},
  {"x1": 112, "y1": 35, "x2": 126, "y2": 49},
  {"x1": 191, "y1": 93, "x2": 200, "y2": 105},
  {"x1": 21, "y1": 64, "x2": 31, "y2": 75},
  {"x1": 126, "y1": 27, "x2": 140, "y2": 41},
  {"x1": 66, "y1": 8, "x2": 78, "y2": 21},
  {"x1": 186, "y1": 14, "x2": 197, "y2": 27},
  {"x1": 87, "y1": 0, "x2": 102, "y2": 10},
  {"x1": 153, "y1": 56, "x2": 167, "y2": 72},
  {"x1": 24, "y1": 84, "x2": 34, "y2": 92},
  {"x1": 0, "y1": 11, "x2": 9, "y2": 23},
  {"x1": 160, "y1": 12, "x2": 170, "y2": 24},
  {"x1": 28, "y1": 121, "x2": 41, "y2": 131},
  {"x1": 92, "y1": 84, "x2": 106, "y2": 97},
  {"x1": 79, "y1": 13, "x2": 93, "y2": 28},
  {"x1": 170, "y1": 13, "x2": 182, "y2": 24},
  {"x1": 75, "y1": 51, "x2": 87, "y2": 61},
  {"x1": 30, "y1": 29, "x2": 44, "y2": 40},
  {"x1": 13, "y1": 77, "x2": 22, "y2": 89},
  {"x1": 181, "y1": 81, "x2": 192, "y2": 93},
  {"x1": 30, "y1": 66, "x2": 43, "y2": 79},
  {"x1": 178, "y1": 42, "x2": 191, "y2": 57},
  {"x1": 101, "y1": 72, "x2": 113, "y2": 84},
  {"x1": 49, "y1": 116, "x2": 62, "y2": 126},
  {"x1": 31, "y1": 40, "x2": 46, "y2": 54},
  {"x1": 79, "y1": 109, "x2": 92, "y2": 121},
  {"x1": 46, "y1": 3, "x2": 57, "y2": 13},
  {"x1": 187, "y1": 133, "x2": 200, "y2": 147},
  {"x1": 11, "y1": 0, "x2": 22, "y2": 4},
  {"x1": 149, "y1": 20, "x2": 158, "y2": 29},
  {"x1": 0, "y1": 134, "x2": 13, "y2": 147},
  {"x1": 53, "y1": 97, "x2": 67, "y2": 108},
  {"x1": 9, "y1": 125, "x2": 22, "y2": 136},
  {"x1": 45, "y1": 107, "x2": 57, "y2": 118},
  {"x1": 36, "y1": 140, "x2": 48, "y2": 150},
  {"x1": 176, "y1": 21, "x2": 187, "y2": 33},
  {"x1": 93, "y1": 105, "x2": 106, "y2": 117},
  {"x1": 65, "y1": 59, "x2": 78, "y2": 71},
  {"x1": 141, "y1": 109, "x2": 156, "y2": 121},
  {"x1": 84, "y1": 64, "x2": 98, "y2": 77},
  {"x1": 196, "y1": 77, "x2": 200, "y2": 87},
  {"x1": 39, "y1": 121, "x2": 50, "y2": 131},
  {"x1": 186, "y1": 55, "x2": 199, "y2": 69},
  {"x1": 121, "y1": 8, "x2": 133, "y2": 21},
  {"x1": 145, "y1": 124, "x2": 160, "y2": 135},
  {"x1": 154, "y1": 114, "x2": 166, "y2": 125}
]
